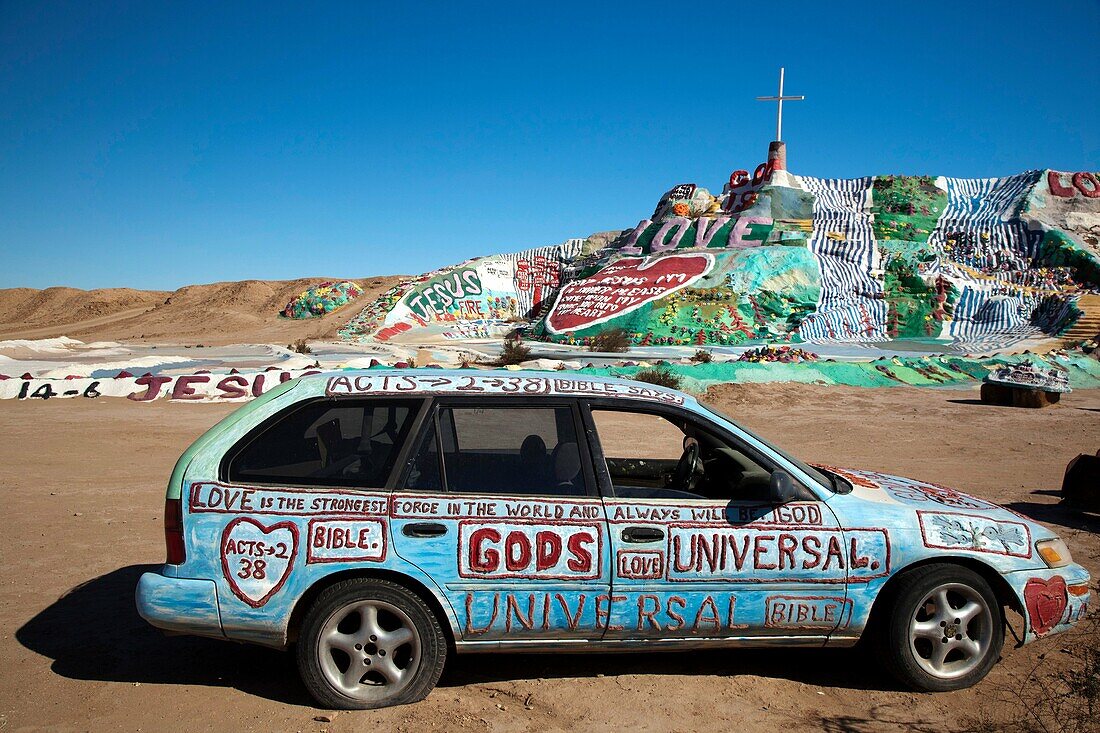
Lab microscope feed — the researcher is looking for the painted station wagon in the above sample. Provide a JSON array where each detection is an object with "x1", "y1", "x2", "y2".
[{"x1": 137, "y1": 370, "x2": 1091, "y2": 709}]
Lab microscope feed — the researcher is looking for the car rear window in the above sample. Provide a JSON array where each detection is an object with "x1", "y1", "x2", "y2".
[
  {"x1": 225, "y1": 399, "x2": 421, "y2": 488},
  {"x1": 404, "y1": 404, "x2": 589, "y2": 497}
]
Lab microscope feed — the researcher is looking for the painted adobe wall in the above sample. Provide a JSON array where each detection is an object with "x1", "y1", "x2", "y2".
[
  {"x1": 340, "y1": 167, "x2": 1100, "y2": 350},
  {"x1": 339, "y1": 240, "x2": 586, "y2": 343}
]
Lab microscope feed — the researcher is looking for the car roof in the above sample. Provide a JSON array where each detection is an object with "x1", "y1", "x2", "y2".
[{"x1": 295, "y1": 368, "x2": 695, "y2": 407}]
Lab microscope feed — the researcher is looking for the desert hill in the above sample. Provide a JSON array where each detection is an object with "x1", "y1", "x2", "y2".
[
  {"x1": 0, "y1": 276, "x2": 404, "y2": 346},
  {"x1": 5, "y1": 169, "x2": 1099, "y2": 354}
]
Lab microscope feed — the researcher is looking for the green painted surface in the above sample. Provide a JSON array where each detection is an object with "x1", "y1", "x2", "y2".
[
  {"x1": 871, "y1": 175, "x2": 944, "y2": 243},
  {"x1": 569, "y1": 353, "x2": 1100, "y2": 394},
  {"x1": 534, "y1": 247, "x2": 821, "y2": 347}
]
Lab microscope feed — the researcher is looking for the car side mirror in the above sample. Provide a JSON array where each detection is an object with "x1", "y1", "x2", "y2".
[{"x1": 769, "y1": 470, "x2": 801, "y2": 504}]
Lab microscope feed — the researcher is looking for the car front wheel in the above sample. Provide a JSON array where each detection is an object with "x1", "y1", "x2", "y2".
[
  {"x1": 297, "y1": 578, "x2": 447, "y2": 709},
  {"x1": 879, "y1": 564, "x2": 1004, "y2": 691}
]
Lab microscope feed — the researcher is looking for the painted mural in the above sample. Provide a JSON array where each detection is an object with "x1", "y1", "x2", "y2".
[
  {"x1": 281, "y1": 281, "x2": 364, "y2": 319},
  {"x1": 337, "y1": 166, "x2": 1100, "y2": 352},
  {"x1": 0, "y1": 368, "x2": 322, "y2": 402},
  {"x1": 6, "y1": 347, "x2": 1100, "y2": 402},
  {"x1": 338, "y1": 240, "x2": 584, "y2": 343}
]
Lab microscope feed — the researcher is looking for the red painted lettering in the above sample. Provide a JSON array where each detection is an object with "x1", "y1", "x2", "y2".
[
  {"x1": 127, "y1": 375, "x2": 172, "y2": 401},
  {"x1": 464, "y1": 592, "x2": 498, "y2": 635},
  {"x1": 171, "y1": 374, "x2": 209, "y2": 400},
  {"x1": 1074, "y1": 171, "x2": 1100, "y2": 198},
  {"x1": 469, "y1": 528, "x2": 501, "y2": 573},
  {"x1": 849, "y1": 538, "x2": 870, "y2": 568},
  {"x1": 802, "y1": 535, "x2": 822, "y2": 569},
  {"x1": 823, "y1": 535, "x2": 845, "y2": 571},
  {"x1": 637, "y1": 594, "x2": 661, "y2": 631},
  {"x1": 694, "y1": 596, "x2": 721, "y2": 631},
  {"x1": 667, "y1": 596, "x2": 686, "y2": 630},
  {"x1": 778, "y1": 533, "x2": 798, "y2": 569},
  {"x1": 535, "y1": 531, "x2": 562, "y2": 571},
  {"x1": 504, "y1": 531, "x2": 532, "y2": 571},
  {"x1": 556, "y1": 593, "x2": 586, "y2": 631},
  {"x1": 566, "y1": 531, "x2": 594, "y2": 572},
  {"x1": 1048, "y1": 170, "x2": 1076, "y2": 197},
  {"x1": 505, "y1": 594, "x2": 535, "y2": 631},
  {"x1": 754, "y1": 534, "x2": 777, "y2": 570},
  {"x1": 216, "y1": 375, "x2": 249, "y2": 399}
]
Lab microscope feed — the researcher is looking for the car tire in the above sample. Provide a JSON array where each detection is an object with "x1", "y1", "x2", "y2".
[
  {"x1": 296, "y1": 578, "x2": 447, "y2": 709},
  {"x1": 878, "y1": 564, "x2": 1004, "y2": 692}
]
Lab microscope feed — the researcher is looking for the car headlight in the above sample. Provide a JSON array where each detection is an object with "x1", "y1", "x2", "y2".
[{"x1": 1036, "y1": 538, "x2": 1073, "y2": 568}]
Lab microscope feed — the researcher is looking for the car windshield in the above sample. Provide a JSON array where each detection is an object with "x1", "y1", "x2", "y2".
[{"x1": 697, "y1": 399, "x2": 844, "y2": 493}]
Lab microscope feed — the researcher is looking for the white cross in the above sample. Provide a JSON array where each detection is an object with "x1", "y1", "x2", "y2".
[{"x1": 756, "y1": 67, "x2": 804, "y2": 142}]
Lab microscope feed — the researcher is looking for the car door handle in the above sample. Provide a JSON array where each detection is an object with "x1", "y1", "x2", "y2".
[
  {"x1": 621, "y1": 526, "x2": 665, "y2": 543},
  {"x1": 402, "y1": 522, "x2": 447, "y2": 538}
]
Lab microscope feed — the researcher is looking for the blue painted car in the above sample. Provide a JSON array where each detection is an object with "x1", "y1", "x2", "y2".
[{"x1": 136, "y1": 370, "x2": 1091, "y2": 709}]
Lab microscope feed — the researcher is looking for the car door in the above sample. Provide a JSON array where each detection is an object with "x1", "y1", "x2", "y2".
[
  {"x1": 196, "y1": 397, "x2": 424, "y2": 642},
  {"x1": 390, "y1": 397, "x2": 613, "y2": 644},
  {"x1": 582, "y1": 399, "x2": 888, "y2": 643}
]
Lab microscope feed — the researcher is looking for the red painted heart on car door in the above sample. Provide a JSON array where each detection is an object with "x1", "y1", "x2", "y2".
[
  {"x1": 1024, "y1": 575, "x2": 1068, "y2": 636},
  {"x1": 221, "y1": 517, "x2": 299, "y2": 608},
  {"x1": 545, "y1": 253, "x2": 713, "y2": 333}
]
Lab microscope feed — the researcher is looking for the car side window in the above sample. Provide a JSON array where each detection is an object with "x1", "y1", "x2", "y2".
[
  {"x1": 225, "y1": 399, "x2": 421, "y2": 488},
  {"x1": 403, "y1": 403, "x2": 589, "y2": 497},
  {"x1": 590, "y1": 406, "x2": 777, "y2": 502}
]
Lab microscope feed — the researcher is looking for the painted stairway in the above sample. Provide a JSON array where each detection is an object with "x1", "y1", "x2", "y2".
[{"x1": 1062, "y1": 294, "x2": 1100, "y2": 345}]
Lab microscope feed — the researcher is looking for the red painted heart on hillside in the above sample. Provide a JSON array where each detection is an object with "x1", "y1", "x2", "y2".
[
  {"x1": 221, "y1": 517, "x2": 299, "y2": 608},
  {"x1": 545, "y1": 253, "x2": 714, "y2": 333},
  {"x1": 1024, "y1": 575, "x2": 1068, "y2": 636}
]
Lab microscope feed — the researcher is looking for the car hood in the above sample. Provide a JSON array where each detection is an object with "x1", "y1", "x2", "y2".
[{"x1": 812, "y1": 464, "x2": 1054, "y2": 540}]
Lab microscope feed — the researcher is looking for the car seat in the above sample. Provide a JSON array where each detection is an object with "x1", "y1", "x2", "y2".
[
  {"x1": 520, "y1": 434, "x2": 550, "y2": 491},
  {"x1": 551, "y1": 442, "x2": 582, "y2": 495},
  {"x1": 315, "y1": 418, "x2": 344, "y2": 468}
]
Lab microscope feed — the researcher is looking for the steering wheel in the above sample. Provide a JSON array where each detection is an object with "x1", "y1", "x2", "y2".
[{"x1": 671, "y1": 441, "x2": 701, "y2": 493}]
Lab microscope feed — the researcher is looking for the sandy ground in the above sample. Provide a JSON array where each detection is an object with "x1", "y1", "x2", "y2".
[
  {"x1": 1, "y1": 384, "x2": 1098, "y2": 732},
  {"x1": 0, "y1": 277, "x2": 404, "y2": 346}
]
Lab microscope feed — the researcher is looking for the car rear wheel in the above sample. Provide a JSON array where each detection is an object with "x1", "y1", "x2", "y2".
[
  {"x1": 879, "y1": 564, "x2": 1004, "y2": 691},
  {"x1": 297, "y1": 578, "x2": 447, "y2": 709}
]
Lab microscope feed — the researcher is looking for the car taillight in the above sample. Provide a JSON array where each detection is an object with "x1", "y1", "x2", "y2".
[{"x1": 164, "y1": 497, "x2": 186, "y2": 565}]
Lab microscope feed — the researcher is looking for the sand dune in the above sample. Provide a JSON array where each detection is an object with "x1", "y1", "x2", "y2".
[
  {"x1": 0, "y1": 287, "x2": 166, "y2": 326},
  {"x1": 0, "y1": 276, "x2": 404, "y2": 345}
]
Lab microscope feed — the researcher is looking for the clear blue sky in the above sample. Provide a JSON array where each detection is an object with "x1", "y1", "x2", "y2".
[{"x1": 2, "y1": 1, "x2": 1098, "y2": 291}]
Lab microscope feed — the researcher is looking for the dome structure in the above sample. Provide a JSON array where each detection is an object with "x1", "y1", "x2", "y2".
[{"x1": 281, "y1": 281, "x2": 364, "y2": 319}]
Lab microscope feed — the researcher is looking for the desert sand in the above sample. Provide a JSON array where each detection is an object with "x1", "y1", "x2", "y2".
[
  {"x1": 1, "y1": 384, "x2": 1097, "y2": 732},
  {"x1": 0, "y1": 277, "x2": 404, "y2": 346}
]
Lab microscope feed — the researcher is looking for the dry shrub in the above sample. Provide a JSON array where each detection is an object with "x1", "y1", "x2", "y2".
[
  {"x1": 496, "y1": 339, "x2": 531, "y2": 366},
  {"x1": 632, "y1": 368, "x2": 682, "y2": 390},
  {"x1": 961, "y1": 615, "x2": 1100, "y2": 733},
  {"x1": 588, "y1": 328, "x2": 631, "y2": 353}
]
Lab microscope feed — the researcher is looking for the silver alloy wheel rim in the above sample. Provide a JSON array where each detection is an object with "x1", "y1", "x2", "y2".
[
  {"x1": 908, "y1": 582, "x2": 993, "y2": 680},
  {"x1": 317, "y1": 599, "x2": 422, "y2": 702}
]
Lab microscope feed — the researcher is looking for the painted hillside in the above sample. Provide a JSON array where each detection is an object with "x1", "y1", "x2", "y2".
[{"x1": 339, "y1": 167, "x2": 1100, "y2": 353}]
